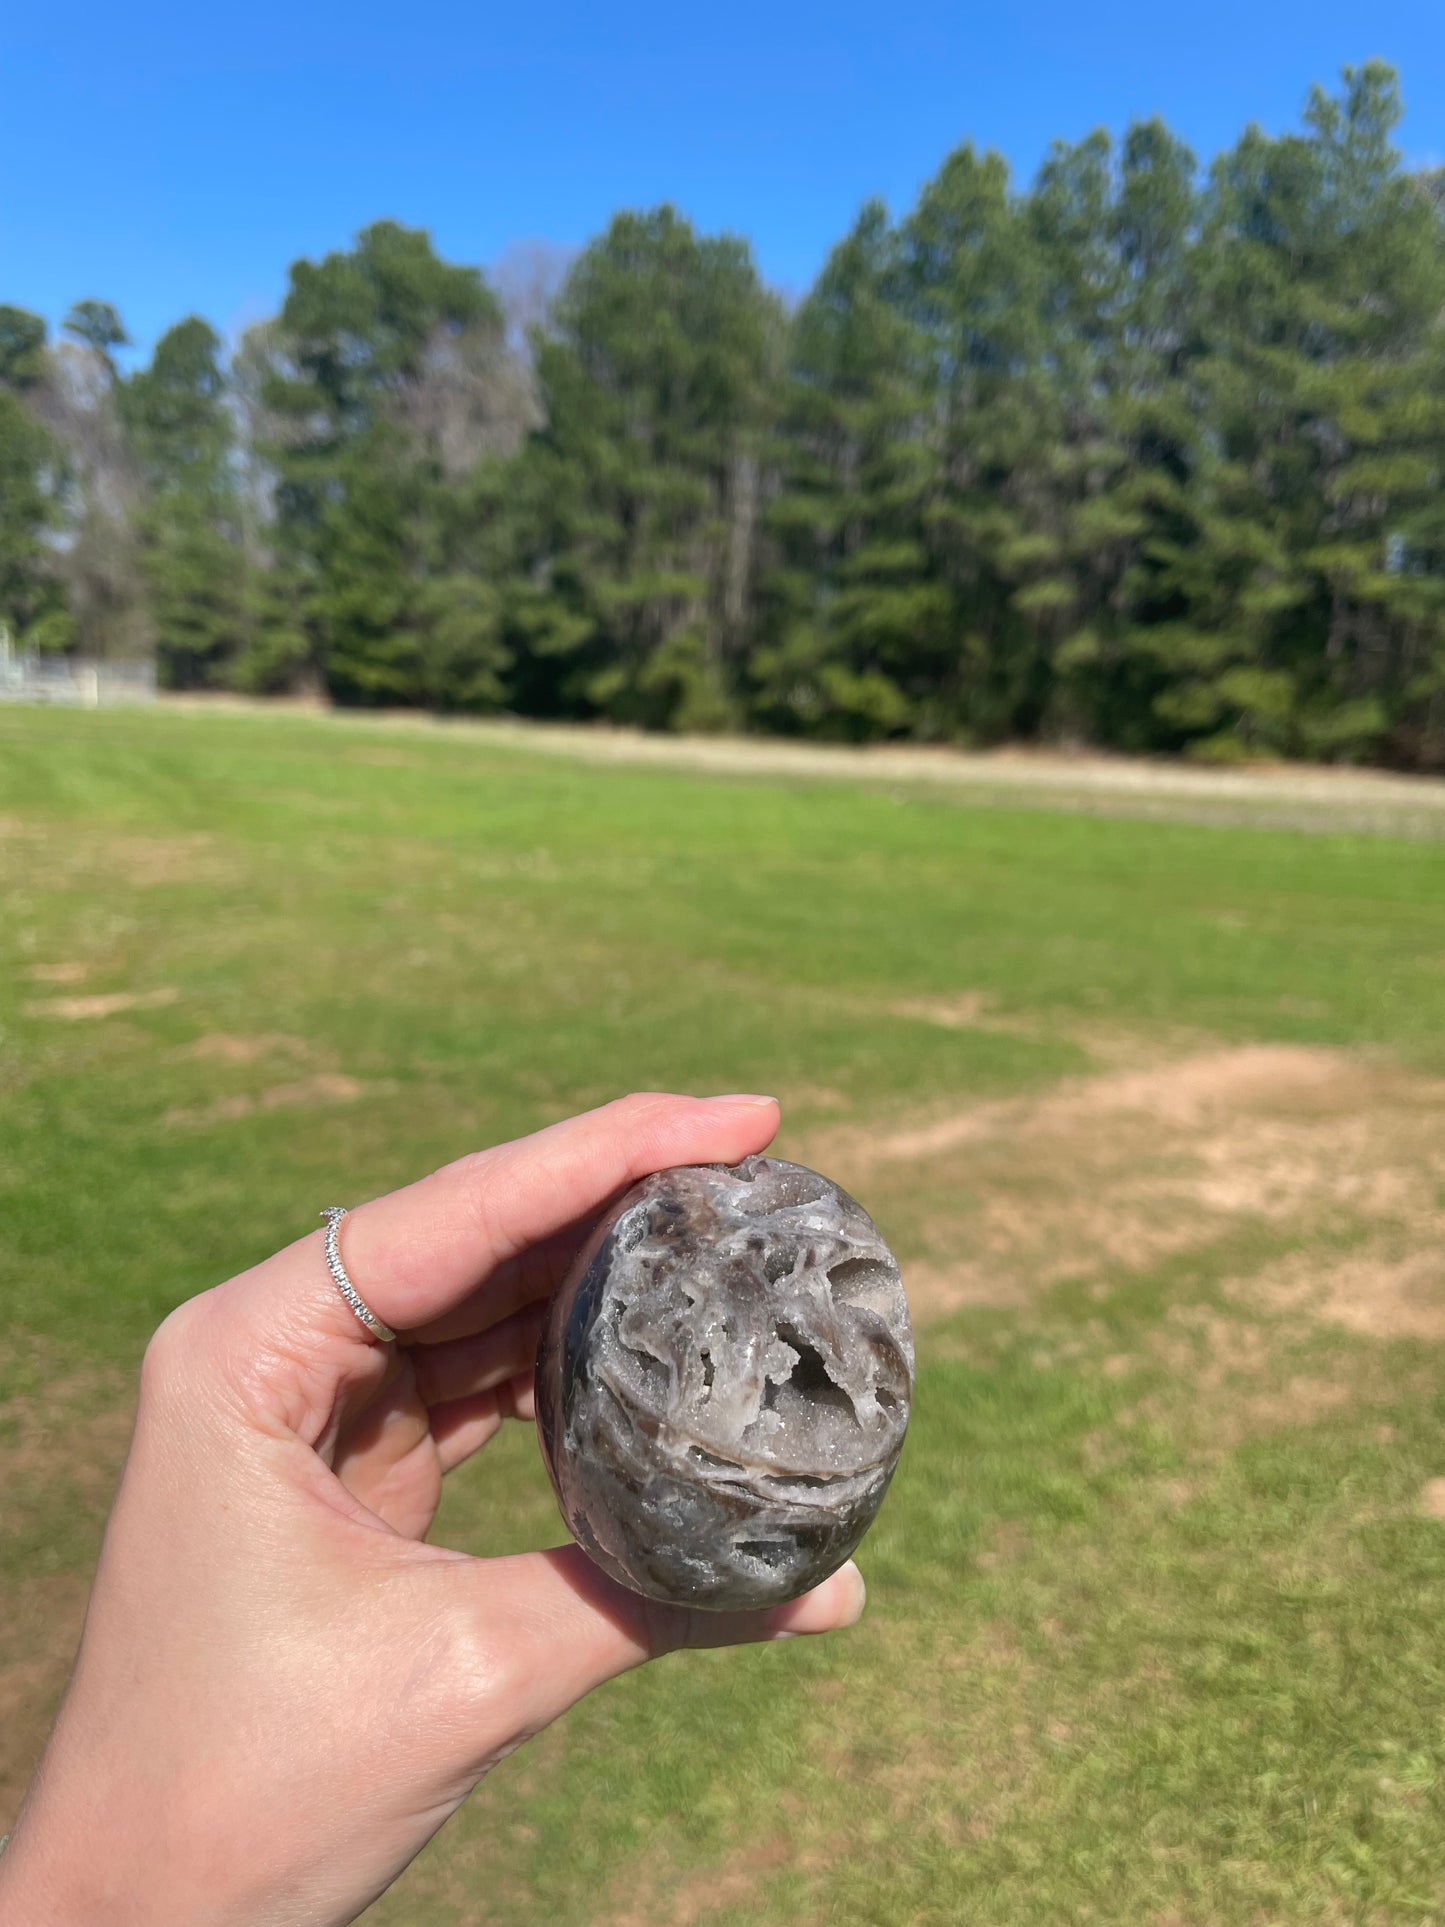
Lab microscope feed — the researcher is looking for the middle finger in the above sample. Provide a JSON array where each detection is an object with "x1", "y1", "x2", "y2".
[{"x1": 406, "y1": 1300, "x2": 550, "y2": 1409}]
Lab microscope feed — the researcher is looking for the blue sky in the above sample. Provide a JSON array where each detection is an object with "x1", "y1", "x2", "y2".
[{"x1": 4, "y1": 0, "x2": 1441, "y2": 359}]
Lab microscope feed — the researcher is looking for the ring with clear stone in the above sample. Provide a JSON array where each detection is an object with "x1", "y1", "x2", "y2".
[{"x1": 319, "y1": 1207, "x2": 396, "y2": 1343}]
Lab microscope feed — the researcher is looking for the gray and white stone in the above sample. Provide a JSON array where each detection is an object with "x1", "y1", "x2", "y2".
[{"x1": 535, "y1": 1155, "x2": 913, "y2": 1611}]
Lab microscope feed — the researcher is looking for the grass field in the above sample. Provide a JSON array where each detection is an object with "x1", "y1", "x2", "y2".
[{"x1": 4, "y1": 702, "x2": 1445, "y2": 1925}]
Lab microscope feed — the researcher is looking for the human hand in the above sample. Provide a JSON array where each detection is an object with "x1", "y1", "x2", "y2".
[{"x1": 0, "y1": 1094, "x2": 865, "y2": 1927}]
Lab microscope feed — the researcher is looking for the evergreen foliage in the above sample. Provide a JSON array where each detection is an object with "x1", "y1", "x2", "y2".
[
  {"x1": 120, "y1": 318, "x2": 247, "y2": 687},
  {"x1": 4, "y1": 64, "x2": 1443, "y2": 764}
]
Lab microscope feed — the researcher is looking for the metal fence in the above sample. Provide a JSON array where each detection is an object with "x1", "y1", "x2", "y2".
[{"x1": 0, "y1": 638, "x2": 157, "y2": 708}]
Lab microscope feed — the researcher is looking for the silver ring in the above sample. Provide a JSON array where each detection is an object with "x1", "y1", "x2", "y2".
[{"x1": 319, "y1": 1208, "x2": 396, "y2": 1343}]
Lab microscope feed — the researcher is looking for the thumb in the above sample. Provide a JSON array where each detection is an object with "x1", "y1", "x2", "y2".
[{"x1": 474, "y1": 1545, "x2": 867, "y2": 1739}]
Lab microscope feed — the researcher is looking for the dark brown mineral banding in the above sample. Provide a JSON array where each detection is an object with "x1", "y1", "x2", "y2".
[{"x1": 535, "y1": 1155, "x2": 913, "y2": 1610}]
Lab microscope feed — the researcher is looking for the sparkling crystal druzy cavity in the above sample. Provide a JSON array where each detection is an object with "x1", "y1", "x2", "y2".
[{"x1": 535, "y1": 1155, "x2": 913, "y2": 1610}]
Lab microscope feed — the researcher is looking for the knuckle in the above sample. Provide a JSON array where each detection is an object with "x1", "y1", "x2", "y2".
[
  {"x1": 138, "y1": 1291, "x2": 223, "y2": 1417},
  {"x1": 140, "y1": 1296, "x2": 202, "y2": 1395},
  {"x1": 449, "y1": 1149, "x2": 505, "y2": 1254},
  {"x1": 438, "y1": 1594, "x2": 525, "y2": 1720},
  {"x1": 610, "y1": 1091, "x2": 681, "y2": 1152},
  {"x1": 614, "y1": 1090, "x2": 670, "y2": 1121},
  {"x1": 435, "y1": 1140, "x2": 495, "y2": 1187}
]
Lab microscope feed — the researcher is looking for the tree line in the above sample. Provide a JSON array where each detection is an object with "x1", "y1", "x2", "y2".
[{"x1": 3, "y1": 63, "x2": 1443, "y2": 765}]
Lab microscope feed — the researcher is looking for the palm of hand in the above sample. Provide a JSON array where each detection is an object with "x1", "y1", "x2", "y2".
[{"x1": 329, "y1": 1339, "x2": 533, "y2": 1541}]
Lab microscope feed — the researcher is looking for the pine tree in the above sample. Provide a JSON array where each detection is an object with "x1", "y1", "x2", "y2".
[
  {"x1": 505, "y1": 208, "x2": 780, "y2": 729},
  {"x1": 898, "y1": 144, "x2": 1061, "y2": 739},
  {"x1": 120, "y1": 318, "x2": 248, "y2": 687},
  {"x1": 1030, "y1": 121, "x2": 1205, "y2": 750},
  {"x1": 1299, "y1": 68, "x2": 1445, "y2": 762},
  {"x1": 1025, "y1": 128, "x2": 1136, "y2": 744},
  {"x1": 757, "y1": 203, "x2": 942, "y2": 738},
  {"x1": 1149, "y1": 65, "x2": 1445, "y2": 760},
  {"x1": 261, "y1": 221, "x2": 517, "y2": 705}
]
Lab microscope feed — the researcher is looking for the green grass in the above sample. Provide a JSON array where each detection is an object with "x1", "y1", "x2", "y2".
[{"x1": 3, "y1": 702, "x2": 1445, "y2": 1924}]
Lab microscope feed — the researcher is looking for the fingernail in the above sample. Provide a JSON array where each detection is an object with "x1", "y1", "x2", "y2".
[
  {"x1": 835, "y1": 1562, "x2": 867, "y2": 1627},
  {"x1": 706, "y1": 1093, "x2": 777, "y2": 1107}
]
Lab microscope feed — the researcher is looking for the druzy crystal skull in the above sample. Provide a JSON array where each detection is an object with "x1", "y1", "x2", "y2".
[{"x1": 535, "y1": 1155, "x2": 913, "y2": 1610}]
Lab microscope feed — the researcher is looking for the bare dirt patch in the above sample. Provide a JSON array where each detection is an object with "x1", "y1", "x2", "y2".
[
  {"x1": 1102, "y1": 1301, "x2": 1420, "y2": 1460},
  {"x1": 2, "y1": 1366, "x2": 133, "y2": 1485},
  {"x1": 888, "y1": 990, "x2": 1017, "y2": 1032},
  {"x1": 803, "y1": 1044, "x2": 1445, "y2": 1326},
  {"x1": 899, "y1": 1258, "x2": 1034, "y2": 1318},
  {"x1": 3, "y1": 822, "x2": 236, "y2": 892},
  {"x1": 837, "y1": 1044, "x2": 1366, "y2": 1168},
  {"x1": 1239, "y1": 1244, "x2": 1445, "y2": 1343},
  {"x1": 975, "y1": 1519, "x2": 1034, "y2": 1571},
  {"x1": 24, "y1": 986, "x2": 180, "y2": 1021},
  {"x1": 184, "y1": 1032, "x2": 313, "y2": 1066},
  {"x1": 164, "y1": 1072, "x2": 368, "y2": 1128},
  {"x1": 1233, "y1": 1375, "x2": 1356, "y2": 1437},
  {"x1": 883, "y1": 989, "x2": 1124, "y2": 1048},
  {"x1": 604, "y1": 1835, "x2": 797, "y2": 1927},
  {"x1": 107, "y1": 834, "x2": 235, "y2": 888},
  {"x1": 23, "y1": 961, "x2": 91, "y2": 986}
]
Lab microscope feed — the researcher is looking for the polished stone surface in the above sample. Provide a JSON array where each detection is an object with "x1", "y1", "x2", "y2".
[{"x1": 535, "y1": 1155, "x2": 913, "y2": 1610}]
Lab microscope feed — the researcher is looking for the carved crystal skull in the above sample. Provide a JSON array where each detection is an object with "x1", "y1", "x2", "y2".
[{"x1": 535, "y1": 1155, "x2": 913, "y2": 1610}]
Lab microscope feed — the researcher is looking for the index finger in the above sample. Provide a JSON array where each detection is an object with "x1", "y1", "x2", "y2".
[{"x1": 204, "y1": 1092, "x2": 779, "y2": 1419}]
